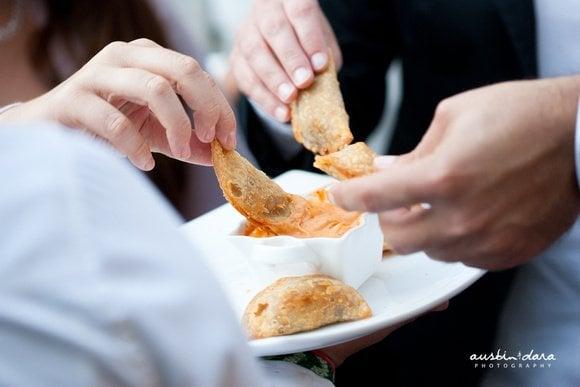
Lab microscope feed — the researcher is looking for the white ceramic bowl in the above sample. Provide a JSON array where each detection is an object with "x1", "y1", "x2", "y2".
[{"x1": 228, "y1": 212, "x2": 384, "y2": 289}]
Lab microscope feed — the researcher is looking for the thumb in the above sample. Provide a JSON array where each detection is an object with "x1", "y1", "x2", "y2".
[{"x1": 329, "y1": 156, "x2": 433, "y2": 212}]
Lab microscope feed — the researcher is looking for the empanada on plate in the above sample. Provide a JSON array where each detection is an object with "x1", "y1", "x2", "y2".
[{"x1": 244, "y1": 275, "x2": 372, "y2": 339}]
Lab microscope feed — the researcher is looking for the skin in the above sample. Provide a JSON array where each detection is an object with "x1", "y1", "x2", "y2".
[
  {"x1": 0, "y1": 38, "x2": 236, "y2": 169},
  {"x1": 230, "y1": 0, "x2": 341, "y2": 122},
  {"x1": 331, "y1": 77, "x2": 580, "y2": 270}
]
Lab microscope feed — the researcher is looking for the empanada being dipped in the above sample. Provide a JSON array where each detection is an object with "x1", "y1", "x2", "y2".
[
  {"x1": 211, "y1": 141, "x2": 361, "y2": 238},
  {"x1": 244, "y1": 275, "x2": 372, "y2": 339}
]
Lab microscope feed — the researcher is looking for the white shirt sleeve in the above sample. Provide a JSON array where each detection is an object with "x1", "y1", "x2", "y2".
[{"x1": 0, "y1": 124, "x2": 331, "y2": 387}]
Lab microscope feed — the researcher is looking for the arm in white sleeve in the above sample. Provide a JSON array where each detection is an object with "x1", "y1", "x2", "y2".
[{"x1": 0, "y1": 124, "x2": 331, "y2": 387}]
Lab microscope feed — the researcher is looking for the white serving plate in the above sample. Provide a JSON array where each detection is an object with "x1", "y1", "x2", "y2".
[{"x1": 181, "y1": 170, "x2": 485, "y2": 356}]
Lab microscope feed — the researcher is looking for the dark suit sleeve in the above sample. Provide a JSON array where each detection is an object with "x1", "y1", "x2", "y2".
[{"x1": 240, "y1": 0, "x2": 399, "y2": 177}]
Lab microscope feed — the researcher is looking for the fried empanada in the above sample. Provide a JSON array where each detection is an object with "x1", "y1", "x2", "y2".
[
  {"x1": 211, "y1": 141, "x2": 307, "y2": 231},
  {"x1": 244, "y1": 275, "x2": 372, "y2": 339},
  {"x1": 291, "y1": 55, "x2": 353, "y2": 155},
  {"x1": 211, "y1": 141, "x2": 362, "y2": 238},
  {"x1": 314, "y1": 142, "x2": 376, "y2": 180}
]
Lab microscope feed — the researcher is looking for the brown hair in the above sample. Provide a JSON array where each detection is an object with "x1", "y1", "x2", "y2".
[{"x1": 32, "y1": 0, "x2": 186, "y2": 213}]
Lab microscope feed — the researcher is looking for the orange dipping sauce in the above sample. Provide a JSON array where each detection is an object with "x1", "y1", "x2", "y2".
[{"x1": 242, "y1": 189, "x2": 361, "y2": 238}]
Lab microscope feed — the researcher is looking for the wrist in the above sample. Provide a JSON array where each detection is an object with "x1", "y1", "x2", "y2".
[{"x1": 0, "y1": 94, "x2": 53, "y2": 125}]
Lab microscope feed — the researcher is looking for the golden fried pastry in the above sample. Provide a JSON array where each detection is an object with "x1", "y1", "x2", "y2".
[
  {"x1": 314, "y1": 142, "x2": 376, "y2": 180},
  {"x1": 211, "y1": 141, "x2": 305, "y2": 232},
  {"x1": 291, "y1": 55, "x2": 353, "y2": 155},
  {"x1": 241, "y1": 188, "x2": 361, "y2": 238},
  {"x1": 212, "y1": 141, "x2": 361, "y2": 238},
  {"x1": 244, "y1": 275, "x2": 372, "y2": 339}
]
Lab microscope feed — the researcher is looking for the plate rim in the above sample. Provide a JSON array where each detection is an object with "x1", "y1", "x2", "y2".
[{"x1": 182, "y1": 170, "x2": 487, "y2": 356}]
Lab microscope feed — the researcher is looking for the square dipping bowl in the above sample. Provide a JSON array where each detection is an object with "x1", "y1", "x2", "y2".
[{"x1": 228, "y1": 212, "x2": 384, "y2": 289}]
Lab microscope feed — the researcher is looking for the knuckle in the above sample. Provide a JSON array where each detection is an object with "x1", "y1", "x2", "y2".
[
  {"x1": 205, "y1": 101, "x2": 221, "y2": 119},
  {"x1": 358, "y1": 189, "x2": 380, "y2": 212},
  {"x1": 103, "y1": 41, "x2": 126, "y2": 57},
  {"x1": 146, "y1": 75, "x2": 172, "y2": 98},
  {"x1": 260, "y1": 13, "x2": 287, "y2": 37},
  {"x1": 178, "y1": 56, "x2": 201, "y2": 78},
  {"x1": 104, "y1": 112, "x2": 130, "y2": 140},
  {"x1": 287, "y1": 0, "x2": 317, "y2": 19},
  {"x1": 447, "y1": 212, "x2": 473, "y2": 241},
  {"x1": 427, "y1": 161, "x2": 462, "y2": 199},
  {"x1": 282, "y1": 49, "x2": 307, "y2": 67},
  {"x1": 433, "y1": 98, "x2": 454, "y2": 124},
  {"x1": 241, "y1": 36, "x2": 266, "y2": 58},
  {"x1": 131, "y1": 37, "x2": 155, "y2": 46},
  {"x1": 203, "y1": 71, "x2": 217, "y2": 88}
]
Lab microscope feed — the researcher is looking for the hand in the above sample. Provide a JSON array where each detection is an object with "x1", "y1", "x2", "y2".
[
  {"x1": 231, "y1": 0, "x2": 341, "y2": 122},
  {"x1": 319, "y1": 302, "x2": 448, "y2": 367},
  {"x1": 0, "y1": 39, "x2": 236, "y2": 170},
  {"x1": 330, "y1": 77, "x2": 580, "y2": 270}
]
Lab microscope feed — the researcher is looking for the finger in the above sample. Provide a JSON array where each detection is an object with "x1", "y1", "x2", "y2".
[
  {"x1": 84, "y1": 66, "x2": 192, "y2": 159},
  {"x1": 239, "y1": 22, "x2": 298, "y2": 103},
  {"x1": 379, "y1": 209, "x2": 442, "y2": 255},
  {"x1": 320, "y1": 14, "x2": 342, "y2": 69},
  {"x1": 283, "y1": 0, "x2": 329, "y2": 72},
  {"x1": 64, "y1": 93, "x2": 154, "y2": 170},
  {"x1": 329, "y1": 158, "x2": 436, "y2": 212},
  {"x1": 213, "y1": 90, "x2": 237, "y2": 150},
  {"x1": 232, "y1": 52, "x2": 290, "y2": 122},
  {"x1": 140, "y1": 114, "x2": 212, "y2": 166},
  {"x1": 254, "y1": 3, "x2": 314, "y2": 88},
  {"x1": 374, "y1": 155, "x2": 398, "y2": 170},
  {"x1": 100, "y1": 42, "x2": 223, "y2": 149}
]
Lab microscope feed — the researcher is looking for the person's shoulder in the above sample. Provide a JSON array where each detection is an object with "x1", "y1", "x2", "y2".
[
  {"x1": 0, "y1": 123, "x2": 167, "y2": 218},
  {"x1": 0, "y1": 122, "x2": 125, "y2": 177}
]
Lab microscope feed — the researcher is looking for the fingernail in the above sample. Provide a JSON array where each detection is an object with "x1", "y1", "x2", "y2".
[
  {"x1": 275, "y1": 106, "x2": 289, "y2": 122},
  {"x1": 226, "y1": 132, "x2": 237, "y2": 149},
  {"x1": 278, "y1": 83, "x2": 295, "y2": 102},
  {"x1": 180, "y1": 145, "x2": 191, "y2": 159},
  {"x1": 144, "y1": 156, "x2": 155, "y2": 171},
  {"x1": 311, "y1": 52, "x2": 328, "y2": 71},
  {"x1": 293, "y1": 67, "x2": 312, "y2": 86},
  {"x1": 201, "y1": 129, "x2": 214, "y2": 143},
  {"x1": 326, "y1": 186, "x2": 337, "y2": 205},
  {"x1": 374, "y1": 155, "x2": 397, "y2": 169}
]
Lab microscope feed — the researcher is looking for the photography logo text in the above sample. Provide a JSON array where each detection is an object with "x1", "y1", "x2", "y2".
[{"x1": 469, "y1": 349, "x2": 557, "y2": 369}]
